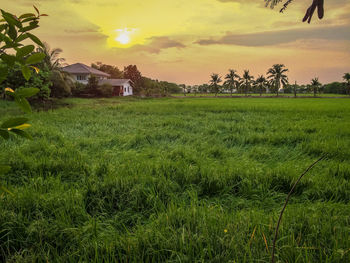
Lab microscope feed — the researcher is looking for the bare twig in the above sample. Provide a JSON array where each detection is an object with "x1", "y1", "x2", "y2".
[{"x1": 271, "y1": 154, "x2": 327, "y2": 263}]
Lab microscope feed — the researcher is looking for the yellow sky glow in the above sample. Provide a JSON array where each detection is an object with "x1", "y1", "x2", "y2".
[{"x1": 2, "y1": 0, "x2": 350, "y2": 85}]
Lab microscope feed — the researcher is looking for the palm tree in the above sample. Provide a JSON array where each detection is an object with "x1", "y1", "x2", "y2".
[
  {"x1": 224, "y1": 69, "x2": 240, "y2": 97},
  {"x1": 36, "y1": 42, "x2": 75, "y2": 97},
  {"x1": 310, "y1": 77, "x2": 321, "y2": 97},
  {"x1": 256, "y1": 75, "x2": 267, "y2": 97},
  {"x1": 267, "y1": 64, "x2": 289, "y2": 97},
  {"x1": 210, "y1": 73, "x2": 222, "y2": 97},
  {"x1": 242, "y1": 70, "x2": 253, "y2": 96},
  {"x1": 343, "y1": 73, "x2": 350, "y2": 96},
  {"x1": 36, "y1": 42, "x2": 66, "y2": 71}
]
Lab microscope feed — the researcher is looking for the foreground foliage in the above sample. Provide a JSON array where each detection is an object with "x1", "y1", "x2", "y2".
[{"x1": 0, "y1": 97, "x2": 349, "y2": 262}]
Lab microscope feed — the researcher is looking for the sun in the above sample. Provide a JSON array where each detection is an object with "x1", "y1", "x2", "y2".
[{"x1": 116, "y1": 32, "x2": 130, "y2": 45}]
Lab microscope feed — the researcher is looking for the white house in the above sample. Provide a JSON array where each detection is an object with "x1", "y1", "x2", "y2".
[
  {"x1": 62, "y1": 63, "x2": 110, "y2": 84},
  {"x1": 99, "y1": 79, "x2": 133, "y2": 96},
  {"x1": 62, "y1": 63, "x2": 133, "y2": 96}
]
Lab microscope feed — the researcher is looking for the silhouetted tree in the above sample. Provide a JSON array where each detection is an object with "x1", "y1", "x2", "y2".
[
  {"x1": 242, "y1": 70, "x2": 253, "y2": 96},
  {"x1": 267, "y1": 64, "x2": 289, "y2": 97},
  {"x1": 224, "y1": 69, "x2": 240, "y2": 97},
  {"x1": 124, "y1": 65, "x2": 142, "y2": 94},
  {"x1": 310, "y1": 77, "x2": 321, "y2": 97},
  {"x1": 256, "y1": 75, "x2": 267, "y2": 96},
  {"x1": 209, "y1": 73, "x2": 222, "y2": 97},
  {"x1": 343, "y1": 73, "x2": 350, "y2": 96},
  {"x1": 91, "y1": 62, "x2": 123, "y2": 79}
]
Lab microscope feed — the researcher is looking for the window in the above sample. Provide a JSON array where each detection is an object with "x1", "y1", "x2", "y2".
[
  {"x1": 77, "y1": 75, "x2": 86, "y2": 81},
  {"x1": 124, "y1": 87, "x2": 126, "y2": 92}
]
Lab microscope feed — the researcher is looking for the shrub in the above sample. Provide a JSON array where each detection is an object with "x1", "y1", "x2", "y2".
[
  {"x1": 72, "y1": 82, "x2": 87, "y2": 97},
  {"x1": 98, "y1": 83, "x2": 114, "y2": 97}
]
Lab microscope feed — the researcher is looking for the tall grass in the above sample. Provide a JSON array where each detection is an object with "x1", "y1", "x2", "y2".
[{"x1": 0, "y1": 97, "x2": 349, "y2": 262}]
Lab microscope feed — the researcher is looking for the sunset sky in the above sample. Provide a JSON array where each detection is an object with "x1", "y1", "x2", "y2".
[{"x1": 3, "y1": 0, "x2": 350, "y2": 85}]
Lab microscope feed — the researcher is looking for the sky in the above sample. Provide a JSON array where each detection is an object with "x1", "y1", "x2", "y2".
[{"x1": 2, "y1": 0, "x2": 350, "y2": 85}]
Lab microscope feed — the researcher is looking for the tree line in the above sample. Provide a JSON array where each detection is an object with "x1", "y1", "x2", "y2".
[
  {"x1": 0, "y1": 42, "x2": 183, "y2": 100},
  {"x1": 180, "y1": 66, "x2": 350, "y2": 97}
]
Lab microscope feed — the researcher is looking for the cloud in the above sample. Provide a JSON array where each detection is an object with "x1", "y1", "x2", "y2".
[
  {"x1": 127, "y1": 36, "x2": 186, "y2": 54},
  {"x1": 194, "y1": 25, "x2": 350, "y2": 47}
]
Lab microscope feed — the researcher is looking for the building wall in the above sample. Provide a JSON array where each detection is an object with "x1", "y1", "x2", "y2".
[
  {"x1": 122, "y1": 82, "x2": 133, "y2": 96},
  {"x1": 73, "y1": 74, "x2": 108, "y2": 85}
]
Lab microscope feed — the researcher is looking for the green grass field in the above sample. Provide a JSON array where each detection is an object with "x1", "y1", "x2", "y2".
[{"x1": 1, "y1": 97, "x2": 349, "y2": 262}]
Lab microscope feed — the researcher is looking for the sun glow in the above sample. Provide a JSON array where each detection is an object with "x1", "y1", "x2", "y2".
[
  {"x1": 116, "y1": 32, "x2": 130, "y2": 45},
  {"x1": 114, "y1": 28, "x2": 137, "y2": 46}
]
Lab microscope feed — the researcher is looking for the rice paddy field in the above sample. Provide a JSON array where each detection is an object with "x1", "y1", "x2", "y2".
[{"x1": 0, "y1": 97, "x2": 349, "y2": 262}]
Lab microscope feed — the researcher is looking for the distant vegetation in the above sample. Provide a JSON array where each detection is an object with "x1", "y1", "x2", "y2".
[{"x1": 180, "y1": 67, "x2": 350, "y2": 97}]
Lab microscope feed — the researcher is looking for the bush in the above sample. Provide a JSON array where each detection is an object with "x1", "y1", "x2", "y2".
[
  {"x1": 0, "y1": 63, "x2": 51, "y2": 100},
  {"x1": 72, "y1": 82, "x2": 87, "y2": 97},
  {"x1": 98, "y1": 83, "x2": 114, "y2": 97},
  {"x1": 50, "y1": 71, "x2": 76, "y2": 98}
]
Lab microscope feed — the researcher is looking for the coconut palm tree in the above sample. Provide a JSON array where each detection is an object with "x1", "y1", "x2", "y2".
[
  {"x1": 224, "y1": 69, "x2": 240, "y2": 97},
  {"x1": 343, "y1": 73, "x2": 350, "y2": 96},
  {"x1": 267, "y1": 64, "x2": 289, "y2": 97},
  {"x1": 310, "y1": 77, "x2": 321, "y2": 97},
  {"x1": 256, "y1": 75, "x2": 267, "y2": 97},
  {"x1": 242, "y1": 70, "x2": 253, "y2": 96},
  {"x1": 210, "y1": 73, "x2": 222, "y2": 97},
  {"x1": 36, "y1": 42, "x2": 66, "y2": 71},
  {"x1": 36, "y1": 43, "x2": 75, "y2": 97}
]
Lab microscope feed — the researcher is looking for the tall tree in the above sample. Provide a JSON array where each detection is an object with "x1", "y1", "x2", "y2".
[
  {"x1": 124, "y1": 65, "x2": 142, "y2": 95},
  {"x1": 310, "y1": 77, "x2": 321, "y2": 97},
  {"x1": 242, "y1": 70, "x2": 253, "y2": 96},
  {"x1": 36, "y1": 43, "x2": 75, "y2": 97},
  {"x1": 224, "y1": 69, "x2": 240, "y2": 97},
  {"x1": 36, "y1": 42, "x2": 65, "y2": 71},
  {"x1": 343, "y1": 73, "x2": 350, "y2": 96},
  {"x1": 209, "y1": 73, "x2": 222, "y2": 97},
  {"x1": 256, "y1": 75, "x2": 267, "y2": 97},
  {"x1": 91, "y1": 62, "x2": 123, "y2": 79},
  {"x1": 267, "y1": 64, "x2": 289, "y2": 97}
]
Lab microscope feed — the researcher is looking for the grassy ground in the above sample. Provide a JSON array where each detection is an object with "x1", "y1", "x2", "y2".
[
  {"x1": 172, "y1": 93, "x2": 350, "y2": 98},
  {"x1": 0, "y1": 97, "x2": 349, "y2": 262}
]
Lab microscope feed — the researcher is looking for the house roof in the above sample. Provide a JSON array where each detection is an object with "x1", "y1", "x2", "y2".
[
  {"x1": 62, "y1": 63, "x2": 110, "y2": 77},
  {"x1": 99, "y1": 79, "x2": 132, "y2": 86}
]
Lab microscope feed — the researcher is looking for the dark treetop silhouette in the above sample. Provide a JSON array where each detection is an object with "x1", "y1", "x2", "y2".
[{"x1": 266, "y1": 0, "x2": 325, "y2": 23}]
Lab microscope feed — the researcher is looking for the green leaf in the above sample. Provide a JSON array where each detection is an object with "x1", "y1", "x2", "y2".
[
  {"x1": 15, "y1": 88, "x2": 39, "y2": 98},
  {"x1": 27, "y1": 33, "x2": 43, "y2": 47},
  {"x1": 0, "y1": 66, "x2": 8, "y2": 84},
  {"x1": 19, "y1": 21, "x2": 38, "y2": 33},
  {"x1": 0, "y1": 165, "x2": 11, "y2": 174},
  {"x1": 8, "y1": 24, "x2": 17, "y2": 40},
  {"x1": 19, "y1": 13, "x2": 36, "y2": 19},
  {"x1": 15, "y1": 33, "x2": 29, "y2": 42},
  {"x1": 0, "y1": 24, "x2": 7, "y2": 32},
  {"x1": 1, "y1": 117, "x2": 29, "y2": 128},
  {"x1": 0, "y1": 129, "x2": 10, "y2": 140},
  {"x1": 1, "y1": 54, "x2": 16, "y2": 67},
  {"x1": 1, "y1": 10, "x2": 22, "y2": 28},
  {"x1": 14, "y1": 96, "x2": 32, "y2": 113},
  {"x1": 21, "y1": 65, "x2": 31, "y2": 80},
  {"x1": 21, "y1": 17, "x2": 37, "y2": 23},
  {"x1": 16, "y1": 45, "x2": 34, "y2": 58},
  {"x1": 10, "y1": 129, "x2": 33, "y2": 140},
  {"x1": 26, "y1": 52, "x2": 45, "y2": 65}
]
